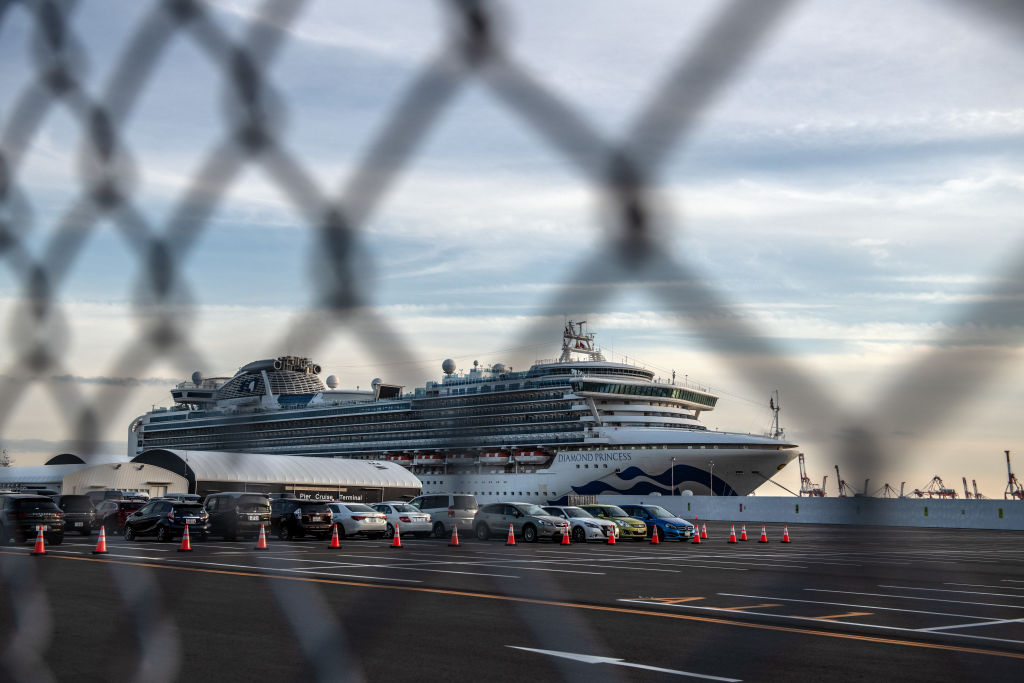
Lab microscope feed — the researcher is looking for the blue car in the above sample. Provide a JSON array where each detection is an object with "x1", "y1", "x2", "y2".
[{"x1": 619, "y1": 504, "x2": 695, "y2": 541}]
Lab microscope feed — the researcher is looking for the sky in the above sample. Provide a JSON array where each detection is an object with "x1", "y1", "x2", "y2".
[{"x1": 1, "y1": 0, "x2": 1023, "y2": 498}]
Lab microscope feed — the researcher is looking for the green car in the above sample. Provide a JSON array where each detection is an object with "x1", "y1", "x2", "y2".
[{"x1": 579, "y1": 504, "x2": 649, "y2": 540}]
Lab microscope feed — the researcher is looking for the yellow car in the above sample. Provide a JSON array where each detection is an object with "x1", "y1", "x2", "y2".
[{"x1": 579, "y1": 504, "x2": 649, "y2": 540}]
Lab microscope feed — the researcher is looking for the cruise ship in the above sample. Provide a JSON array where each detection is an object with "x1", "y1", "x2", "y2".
[{"x1": 129, "y1": 322, "x2": 799, "y2": 503}]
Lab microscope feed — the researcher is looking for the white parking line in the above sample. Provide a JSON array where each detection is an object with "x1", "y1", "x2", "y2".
[
  {"x1": 878, "y1": 585, "x2": 1024, "y2": 600},
  {"x1": 618, "y1": 600, "x2": 1024, "y2": 647},
  {"x1": 806, "y1": 589, "x2": 1024, "y2": 610},
  {"x1": 717, "y1": 593, "x2": 999, "y2": 620},
  {"x1": 161, "y1": 557, "x2": 425, "y2": 583},
  {"x1": 921, "y1": 618, "x2": 1024, "y2": 632},
  {"x1": 946, "y1": 583, "x2": 1024, "y2": 591}
]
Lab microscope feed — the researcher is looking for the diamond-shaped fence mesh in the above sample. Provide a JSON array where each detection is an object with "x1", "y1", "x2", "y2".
[{"x1": 1, "y1": 0, "x2": 1022, "y2": 680}]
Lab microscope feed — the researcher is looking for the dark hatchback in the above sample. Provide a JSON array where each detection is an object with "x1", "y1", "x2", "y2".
[
  {"x1": 124, "y1": 500, "x2": 209, "y2": 542},
  {"x1": 204, "y1": 492, "x2": 272, "y2": 540},
  {"x1": 270, "y1": 498, "x2": 333, "y2": 540},
  {"x1": 52, "y1": 494, "x2": 96, "y2": 536},
  {"x1": 0, "y1": 494, "x2": 64, "y2": 545},
  {"x1": 95, "y1": 499, "x2": 147, "y2": 534}
]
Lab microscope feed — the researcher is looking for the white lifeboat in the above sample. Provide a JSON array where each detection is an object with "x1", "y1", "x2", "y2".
[
  {"x1": 513, "y1": 450, "x2": 548, "y2": 465},
  {"x1": 479, "y1": 451, "x2": 510, "y2": 465},
  {"x1": 446, "y1": 453, "x2": 477, "y2": 466},
  {"x1": 414, "y1": 453, "x2": 444, "y2": 466}
]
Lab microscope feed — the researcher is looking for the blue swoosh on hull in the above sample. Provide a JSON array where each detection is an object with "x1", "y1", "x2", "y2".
[{"x1": 570, "y1": 463, "x2": 737, "y2": 497}]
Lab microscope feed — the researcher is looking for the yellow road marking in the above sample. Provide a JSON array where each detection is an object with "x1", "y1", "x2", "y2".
[
  {"x1": 649, "y1": 597, "x2": 706, "y2": 604},
  {"x1": 720, "y1": 603, "x2": 782, "y2": 611},
  {"x1": 813, "y1": 612, "x2": 873, "y2": 620},
  {"x1": 5, "y1": 551, "x2": 1024, "y2": 662}
]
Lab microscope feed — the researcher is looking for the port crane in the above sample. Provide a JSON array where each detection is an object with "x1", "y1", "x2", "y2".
[
  {"x1": 1005, "y1": 450, "x2": 1024, "y2": 500},
  {"x1": 912, "y1": 476, "x2": 958, "y2": 499},
  {"x1": 972, "y1": 480, "x2": 985, "y2": 499},
  {"x1": 879, "y1": 483, "x2": 901, "y2": 498},
  {"x1": 798, "y1": 453, "x2": 826, "y2": 497},
  {"x1": 834, "y1": 465, "x2": 856, "y2": 497},
  {"x1": 963, "y1": 477, "x2": 972, "y2": 499}
]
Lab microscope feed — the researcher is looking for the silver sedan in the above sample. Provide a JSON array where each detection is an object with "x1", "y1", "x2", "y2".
[
  {"x1": 327, "y1": 502, "x2": 387, "y2": 539},
  {"x1": 372, "y1": 502, "x2": 432, "y2": 538}
]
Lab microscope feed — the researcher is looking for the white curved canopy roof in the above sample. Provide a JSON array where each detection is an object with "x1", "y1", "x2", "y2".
[{"x1": 131, "y1": 449, "x2": 421, "y2": 488}]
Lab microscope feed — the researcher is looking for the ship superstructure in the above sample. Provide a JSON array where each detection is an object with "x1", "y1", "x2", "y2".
[{"x1": 130, "y1": 322, "x2": 798, "y2": 501}]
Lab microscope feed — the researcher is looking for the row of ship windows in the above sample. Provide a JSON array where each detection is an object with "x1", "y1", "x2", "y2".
[
  {"x1": 153, "y1": 399, "x2": 575, "y2": 433},
  {"x1": 582, "y1": 382, "x2": 718, "y2": 407},
  {"x1": 148, "y1": 417, "x2": 586, "y2": 442}
]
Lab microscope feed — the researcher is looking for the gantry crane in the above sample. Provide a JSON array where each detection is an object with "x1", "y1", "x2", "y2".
[
  {"x1": 880, "y1": 483, "x2": 901, "y2": 498},
  {"x1": 835, "y1": 465, "x2": 855, "y2": 497},
  {"x1": 972, "y1": 480, "x2": 985, "y2": 499},
  {"x1": 1005, "y1": 450, "x2": 1023, "y2": 500},
  {"x1": 913, "y1": 476, "x2": 957, "y2": 499},
  {"x1": 963, "y1": 477, "x2": 972, "y2": 499},
  {"x1": 798, "y1": 453, "x2": 826, "y2": 497}
]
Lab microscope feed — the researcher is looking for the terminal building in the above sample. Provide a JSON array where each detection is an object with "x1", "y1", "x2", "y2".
[{"x1": 60, "y1": 449, "x2": 422, "y2": 502}]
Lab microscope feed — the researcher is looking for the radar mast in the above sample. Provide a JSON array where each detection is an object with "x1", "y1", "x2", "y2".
[{"x1": 559, "y1": 320, "x2": 605, "y2": 362}]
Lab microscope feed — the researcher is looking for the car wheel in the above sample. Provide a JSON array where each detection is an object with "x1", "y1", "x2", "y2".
[
  {"x1": 475, "y1": 523, "x2": 490, "y2": 541},
  {"x1": 523, "y1": 524, "x2": 537, "y2": 543},
  {"x1": 156, "y1": 526, "x2": 170, "y2": 543},
  {"x1": 123, "y1": 525, "x2": 136, "y2": 542},
  {"x1": 385, "y1": 523, "x2": 395, "y2": 539},
  {"x1": 571, "y1": 526, "x2": 586, "y2": 543},
  {"x1": 432, "y1": 522, "x2": 446, "y2": 539}
]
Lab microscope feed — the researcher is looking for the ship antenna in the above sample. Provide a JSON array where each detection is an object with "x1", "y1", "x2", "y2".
[{"x1": 769, "y1": 390, "x2": 784, "y2": 440}]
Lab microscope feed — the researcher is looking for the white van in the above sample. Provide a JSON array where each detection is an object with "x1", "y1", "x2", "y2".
[{"x1": 407, "y1": 493, "x2": 478, "y2": 538}]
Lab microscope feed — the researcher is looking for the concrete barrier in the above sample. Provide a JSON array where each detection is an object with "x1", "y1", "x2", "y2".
[{"x1": 603, "y1": 495, "x2": 1024, "y2": 530}]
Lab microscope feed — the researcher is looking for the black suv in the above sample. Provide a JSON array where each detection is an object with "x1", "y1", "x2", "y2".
[
  {"x1": 204, "y1": 492, "x2": 272, "y2": 540},
  {"x1": 95, "y1": 498, "x2": 147, "y2": 534},
  {"x1": 0, "y1": 494, "x2": 65, "y2": 545},
  {"x1": 270, "y1": 498, "x2": 333, "y2": 540},
  {"x1": 124, "y1": 500, "x2": 209, "y2": 542},
  {"x1": 52, "y1": 494, "x2": 96, "y2": 536}
]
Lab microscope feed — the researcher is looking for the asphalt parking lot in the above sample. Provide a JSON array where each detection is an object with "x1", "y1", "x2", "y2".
[{"x1": 2, "y1": 522, "x2": 1023, "y2": 681}]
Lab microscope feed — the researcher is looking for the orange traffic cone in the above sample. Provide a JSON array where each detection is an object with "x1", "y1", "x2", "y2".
[
  {"x1": 92, "y1": 526, "x2": 109, "y2": 554},
  {"x1": 254, "y1": 524, "x2": 268, "y2": 550},
  {"x1": 448, "y1": 523, "x2": 460, "y2": 547},
  {"x1": 328, "y1": 524, "x2": 341, "y2": 549},
  {"x1": 505, "y1": 523, "x2": 516, "y2": 546},
  {"x1": 758, "y1": 525, "x2": 769, "y2": 543},
  {"x1": 781, "y1": 525, "x2": 791, "y2": 543},
  {"x1": 691, "y1": 527, "x2": 701, "y2": 544},
  {"x1": 701, "y1": 522, "x2": 708, "y2": 539},
  {"x1": 650, "y1": 526, "x2": 660, "y2": 544},
  {"x1": 178, "y1": 524, "x2": 193, "y2": 552},
  {"x1": 739, "y1": 524, "x2": 748, "y2": 541},
  {"x1": 30, "y1": 525, "x2": 46, "y2": 555},
  {"x1": 391, "y1": 523, "x2": 403, "y2": 549},
  {"x1": 607, "y1": 528, "x2": 616, "y2": 544},
  {"x1": 561, "y1": 528, "x2": 570, "y2": 545},
  {"x1": 727, "y1": 525, "x2": 737, "y2": 543}
]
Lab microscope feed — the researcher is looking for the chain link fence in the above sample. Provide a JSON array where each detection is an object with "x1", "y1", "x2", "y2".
[{"x1": 1, "y1": 0, "x2": 1022, "y2": 680}]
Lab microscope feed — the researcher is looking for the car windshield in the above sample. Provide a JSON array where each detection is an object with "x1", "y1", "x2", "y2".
[
  {"x1": 14, "y1": 499, "x2": 59, "y2": 512},
  {"x1": 516, "y1": 504, "x2": 547, "y2": 516},
  {"x1": 345, "y1": 504, "x2": 375, "y2": 513},
  {"x1": 645, "y1": 506, "x2": 674, "y2": 518},
  {"x1": 391, "y1": 504, "x2": 419, "y2": 513},
  {"x1": 236, "y1": 496, "x2": 270, "y2": 512},
  {"x1": 453, "y1": 495, "x2": 476, "y2": 510},
  {"x1": 60, "y1": 497, "x2": 93, "y2": 512},
  {"x1": 563, "y1": 507, "x2": 593, "y2": 518},
  {"x1": 300, "y1": 503, "x2": 330, "y2": 513},
  {"x1": 598, "y1": 506, "x2": 629, "y2": 518}
]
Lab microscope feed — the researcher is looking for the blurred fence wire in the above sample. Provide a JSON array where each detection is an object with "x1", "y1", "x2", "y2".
[{"x1": 1, "y1": 0, "x2": 1022, "y2": 680}]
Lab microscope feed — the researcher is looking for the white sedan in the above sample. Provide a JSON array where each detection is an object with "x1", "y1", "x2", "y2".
[
  {"x1": 541, "y1": 505, "x2": 618, "y2": 543},
  {"x1": 326, "y1": 502, "x2": 387, "y2": 539},
  {"x1": 372, "y1": 502, "x2": 432, "y2": 538}
]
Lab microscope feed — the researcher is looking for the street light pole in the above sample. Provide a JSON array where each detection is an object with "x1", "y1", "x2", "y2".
[{"x1": 709, "y1": 460, "x2": 715, "y2": 496}]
